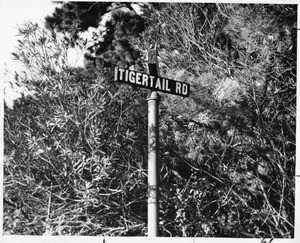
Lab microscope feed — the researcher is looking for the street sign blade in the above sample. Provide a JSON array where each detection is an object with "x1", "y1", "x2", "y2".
[{"x1": 114, "y1": 67, "x2": 190, "y2": 97}]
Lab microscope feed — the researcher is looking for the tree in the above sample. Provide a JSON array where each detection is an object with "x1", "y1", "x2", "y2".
[
  {"x1": 45, "y1": 2, "x2": 146, "y2": 68},
  {"x1": 139, "y1": 3, "x2": 296, "y2": 237},
  {"x1": 45, "y1": 2, "x2": 112, "y2": 42}
]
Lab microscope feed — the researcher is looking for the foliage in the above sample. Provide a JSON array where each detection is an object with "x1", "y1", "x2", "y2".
[
  {"x1": 4, "y1": 22, "x2": 148, "y2": 235},
  {"x1": 45, "y1": 2, "x2": 112, "y2": 43},
  {"x1": 45, "y1": 2, "x2": 146, "y2": 68},
  {"x1": 141, "y1": 3, "x2": 296, "y2": 237},
  {"x1": 4, "y1": 3, "x2": 296, "y2": 238},
  {"x1": 87, "y1": 9, "x2": 145, "y2": 68}
]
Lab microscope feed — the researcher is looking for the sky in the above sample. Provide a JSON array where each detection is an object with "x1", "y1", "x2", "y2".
[
  {"x1": 1, "y1": 0, "x2": 57, "y2": 108},
  {"x1": 1, "y1": 0, "x2": 57, "y2": 70},
  {"x1": 0, "y1": 0, "x2": 86, "y2": 108}
]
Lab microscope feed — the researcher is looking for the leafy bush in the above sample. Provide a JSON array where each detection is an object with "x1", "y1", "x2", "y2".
[{"x1": 4, "y1": 22, "x2": 148, "y2": 236}]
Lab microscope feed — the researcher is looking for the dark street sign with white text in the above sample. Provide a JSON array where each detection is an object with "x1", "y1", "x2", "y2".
[{"x1": 114, "y1": 67, "x2": 190, "y2": 97}]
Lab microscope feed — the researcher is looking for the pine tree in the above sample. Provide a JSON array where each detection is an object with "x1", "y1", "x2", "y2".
[{"x1": 45, "y1": 2, "x2": 146, "y2": 68}]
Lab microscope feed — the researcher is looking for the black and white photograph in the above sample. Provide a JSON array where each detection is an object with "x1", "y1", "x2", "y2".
[{"x1": 1, "y1": 0, "x2": 299, "y2": 242}]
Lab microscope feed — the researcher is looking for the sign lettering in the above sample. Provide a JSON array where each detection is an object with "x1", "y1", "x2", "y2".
[{"x1": 114, "y1": 67, "x2": 190, "y2": 97}]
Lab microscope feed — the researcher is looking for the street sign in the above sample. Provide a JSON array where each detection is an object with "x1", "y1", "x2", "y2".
[
  {"x1": 114, "y1": 46, "x2": 189, "y2": 237},
  {"x1": 114, "y1": 67, "x2": 190, "y2": 97}
]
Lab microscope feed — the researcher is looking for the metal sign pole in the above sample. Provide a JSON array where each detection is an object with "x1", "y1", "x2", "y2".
[
  {"x1": 114, "y1": 44, "x2": 189, "y2": 237},
  {"x1": 147, "y1": 44, "x2": 160, "y2": 237},
  {"x1": 114, "y1": 44, "x2": 189, "y2": 236}
]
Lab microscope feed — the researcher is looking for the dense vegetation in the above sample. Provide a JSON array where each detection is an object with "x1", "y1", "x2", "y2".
[{"x1": 4, "y1": 2, "x2": 296, "y2": 237}]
